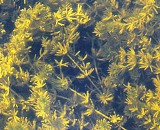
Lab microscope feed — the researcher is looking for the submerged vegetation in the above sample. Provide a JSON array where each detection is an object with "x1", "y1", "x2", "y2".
[{"x1": 0, "y1": 0, "x2": 160, "y2": 129}]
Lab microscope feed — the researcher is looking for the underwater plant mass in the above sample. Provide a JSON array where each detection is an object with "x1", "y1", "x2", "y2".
[{"x1": 0, "y1": 0, "x2": 160, "y2": 129}]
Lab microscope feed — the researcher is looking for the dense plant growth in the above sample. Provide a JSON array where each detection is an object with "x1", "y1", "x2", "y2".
[{"x1": 0, "y1": 0, "x2": 160, "y2": 129}]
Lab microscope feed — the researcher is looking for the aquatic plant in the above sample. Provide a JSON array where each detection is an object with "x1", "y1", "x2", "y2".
[{"x1": 0, "y1": 0, "x2": 160, "y2": 129}]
